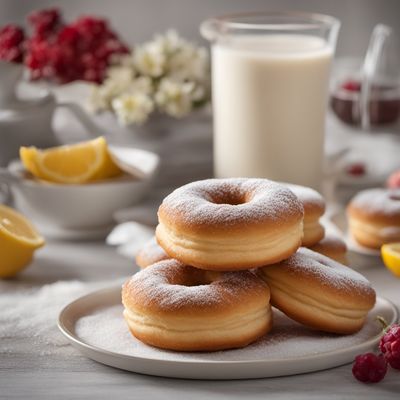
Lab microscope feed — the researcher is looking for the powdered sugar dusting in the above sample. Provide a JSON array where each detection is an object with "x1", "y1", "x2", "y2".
[
  {"x1": 75, "y1": 300, "x2": 386, "y2": 362},
  {"x1": 159, "y1": 178, "x2": 303, "y2": 228},
  {"x1": 124, "y1": 260, "x2": 266, "y2": 311},
  {"x1": 285, "y1": 248, "x2": 373, "y2": 294},
  {"x1": 350, "y1": 188, "x2": 400, "y2": 217},
  {"x1": 285, "y1": 183, "x2": 326, "y2": 212},
  {"x1": 0, "y1": 280, "x2": 105, "y2": 356}
]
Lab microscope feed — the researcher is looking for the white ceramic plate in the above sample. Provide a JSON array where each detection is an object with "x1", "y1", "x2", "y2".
[{"x1": 58, "y1": 286, "x2": 398, "y2": 380}]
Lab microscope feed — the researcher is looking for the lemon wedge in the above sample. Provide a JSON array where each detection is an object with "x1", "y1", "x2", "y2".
[
  {"x1": 381, "y1": 243, "x2": 400, "y2": 277},
  {"x1": 20, "y1": 137, "x2": 122, "y2": 184},
  {"x1": 0, "y1": 204, "x2": 45, "y2": 278}
]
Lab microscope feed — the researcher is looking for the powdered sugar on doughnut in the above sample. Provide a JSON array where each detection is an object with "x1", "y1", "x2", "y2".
[
  {"x1": 159, "y1": 178, "x2": 303, "y2": 229},
  {"x1": 350, "y1": 188, "x2": 400, "y2": 217},
  {"x1": 285, "y1": 183, "x2": 326, "y2": 214},
  {"x1": 285, "y1": 248, "x2": 373, "y2": 295},
  {"x1": 124, "y1": 259, "x2": 268, "y2": 312}
]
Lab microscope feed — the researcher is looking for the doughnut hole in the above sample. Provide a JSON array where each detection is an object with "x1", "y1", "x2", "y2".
[
  {"x1": 208, "y1": 187, "x2": 252, "y2": 206},
  {"x1": 168, "y1": 268, "x2": 221, "y2": 287},
  {"x1": 156, "y1": 178, "x2": 304, "y2": 270},
  {"x1": 122, "y1": 260, "x2": 273, "y2": 351}
]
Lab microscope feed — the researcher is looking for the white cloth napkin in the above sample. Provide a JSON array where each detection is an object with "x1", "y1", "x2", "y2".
[{"x1": 106, "y1": 221, "x2": 155, "y2": 260}]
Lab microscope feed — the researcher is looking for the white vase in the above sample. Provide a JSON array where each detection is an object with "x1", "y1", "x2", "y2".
[
  {"x1": 0, "y1": 68, "x2": 111, "y2": 167},
  {"x1": 0, "y1": 61, "x2": 24, "y2": 108}
]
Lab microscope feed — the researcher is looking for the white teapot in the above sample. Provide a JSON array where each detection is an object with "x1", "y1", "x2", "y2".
[{"x1": 0, "y1": 61, "x2": 101, "y2": 166}]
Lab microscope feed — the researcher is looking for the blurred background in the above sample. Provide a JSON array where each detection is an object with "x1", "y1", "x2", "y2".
[
  {"x1": 1, "y1": 0, "x2": 400, "y2": 231},
  {"x1": 1, "y1": 0, "x2": 399, "y2": 59}
]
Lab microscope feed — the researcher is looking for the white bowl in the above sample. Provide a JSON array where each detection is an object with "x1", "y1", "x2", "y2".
[{"x1": 3, "y1": 148, "x2": 159, "y2": 240}]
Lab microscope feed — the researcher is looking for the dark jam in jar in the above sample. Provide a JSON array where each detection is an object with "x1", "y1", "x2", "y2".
[{"x1": 330, "y1": 79, "x2": 400, "y2": 126}]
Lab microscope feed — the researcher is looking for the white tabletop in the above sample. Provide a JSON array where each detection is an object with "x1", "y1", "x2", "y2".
[
  {"x1": 1, "y1": 240, "x2": 399, "y2": 399},
  {"x1": 1, "y1": 111, "x2": 400, "y2": 399}
]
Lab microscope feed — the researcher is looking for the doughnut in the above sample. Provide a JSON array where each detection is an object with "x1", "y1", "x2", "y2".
[
  {"x1": 122, "y1": 259, "x2": 273, "y2": 351},
  {"x1": 137, "y1": 232, "x2": 344, "y2": 270},
  {"x1": 136, "y1": 237, "x2": 169, "y2": 269},
  {"x1": 156, "y1": 178, "x2": 304, "y2": 271},
  {"x1": 308, "y1": 233, "x2": 348, "y2": 264},
  {"x1": 347, "y1": 188, "x2": 400, "y2": 249},
  {"x1": 257, "y1": 248, "x2": 376, "y2": 334},
  {"x1": 286, "y1": 184, "x2": 326, "y2": 246}
]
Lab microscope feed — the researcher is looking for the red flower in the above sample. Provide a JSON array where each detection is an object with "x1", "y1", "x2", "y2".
[{"x1": 0, "y1": 24, "x2": 25, "y2": 63}]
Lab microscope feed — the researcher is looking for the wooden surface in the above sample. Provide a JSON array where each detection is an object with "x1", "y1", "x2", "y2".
[{"x1": 1, "y1": 114, "x2": 400, "y2": 399}]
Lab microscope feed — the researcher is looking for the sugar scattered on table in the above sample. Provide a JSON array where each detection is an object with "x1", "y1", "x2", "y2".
[{"x1": 0, "y1": 280, "x2": 106, "y2": 356}]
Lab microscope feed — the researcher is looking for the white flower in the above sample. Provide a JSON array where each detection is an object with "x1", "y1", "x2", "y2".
[
  {"x1": 126, "y1": 76, "x2": 153, "y2": 96},
  {"x1": 190, "y1": 84, "x2": 206, "y2": 102},
  {"x1": 134, "y1": 42, "x2": 166, "y2": 78},
  {"x1": 106, "y1": 65, "x2": 135, "y2": 83},
  {"x1": 86, "y1": 84, "x2": 109, "y2": 113},
  {"x1": 86, "y1": 30, "x2": 210, "y2": 122},
  {"x1": 110, "y1": 53, "x2": 135, "y2": 68},
  {"x1": 87, "y1": 69, "x2": 154, "y2": 114},
  {"x1": 112, "y1": 93, "x2": 154, "y2": 125},
  {"x1": 167, "y1": 43, "x2": 209, "y2": 82},
  {"x1": 153, "y1": 29, "x2": 183, "y2": 55},
  {"x1": 87, "y1": 66, "x2": 134, "y2": 113},
  {"x1": 155, "y1": 78, "x2": 194, "y2": 118}
]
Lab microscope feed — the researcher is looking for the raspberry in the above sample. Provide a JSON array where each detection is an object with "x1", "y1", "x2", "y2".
[
  {"x1": 352, "y1": 353, "x2": 387, "y2": 383},
  {"x1": 57, "y1": 26, "x2": 79, "y2": 47},
  {"x1": 28, "y1": 8, "x2": 62, "y2": 39},
  {"x1": 379, "y1": 324, "x2": 400, "y2": 369},
  {"x1": 95, "y1": 39, "x2": 129, "y2": 62},
  {"x1": 74, "y1": 16, "x2": 108, "y2": 37},
  {"x1": 387, "y1": 171, "x2": 400, "y2": 189},
  {"x1": 24, "y1": 37, "x2": 51, "y2": 79},
  {"x1": 346, "y1": 162, "x2": 366, "y2": 177},
  {"x1": 18, "y1": 8, "x2": 128, "y2": 83},
  {"x1": 0, "y1": 24, "x2": 25, "y2": 62},
  {"x1": 48, "y1": 46, "x2": 80, "y2": 83},
  {"x1": 342, "y1": 79, "x2": 361, "y2": 92}
]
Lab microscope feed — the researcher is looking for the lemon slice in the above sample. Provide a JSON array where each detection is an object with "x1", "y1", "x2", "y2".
[
  {"x1": 381, "y1": 243, "x2": 400, "y2": 277},
  {"x1": 0, "y1": 204, "x2": 45, "y2": 278},
  {"x1": 20, "y1": 137, "x2": 122, "y2": 184}
]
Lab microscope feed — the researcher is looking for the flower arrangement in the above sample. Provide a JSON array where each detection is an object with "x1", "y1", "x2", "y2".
[
  {"x1": 87, "y1": 30, "x2": 210, "y2": 126},
  {"x1": 0, "y1": 8, "x2": 128, "y2": 83}
]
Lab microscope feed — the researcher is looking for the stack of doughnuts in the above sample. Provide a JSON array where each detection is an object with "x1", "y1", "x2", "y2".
[
  {"x1": 136, "y1": 183, "x2": 348, "y2": 268},
  {"x1": 123, "y1": 178, "x2": 376, "y2": 352},
  {"x1": 286, "y1": 183, "x2": 348, "y2": 263}
]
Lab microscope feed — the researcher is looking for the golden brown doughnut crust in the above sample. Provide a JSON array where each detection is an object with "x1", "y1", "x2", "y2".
[
  {"x1": 286, "y1": 184, "x2": 326, "y2": 219},
  {"x1": 156, "y1": 178, "x2": 304, "y2": 270},
  {"x1": 257, "y1": 248, "x2": 375, "y2": 334},
  {"x1": 286, "y1": 184, "x2": 326, "y2": 246},
  {"x1": 308, "y1": 234, "x2": 348, "y2": 264},
  {"x1": 136, "y1": 236, "x2": 169, "y2": 269},
  {"x1": 347, "y1": 188, "x2": 400, "y2": 249},
  {"x1": 122, "y1": 259, "x2": 273, "y2": 351}
]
